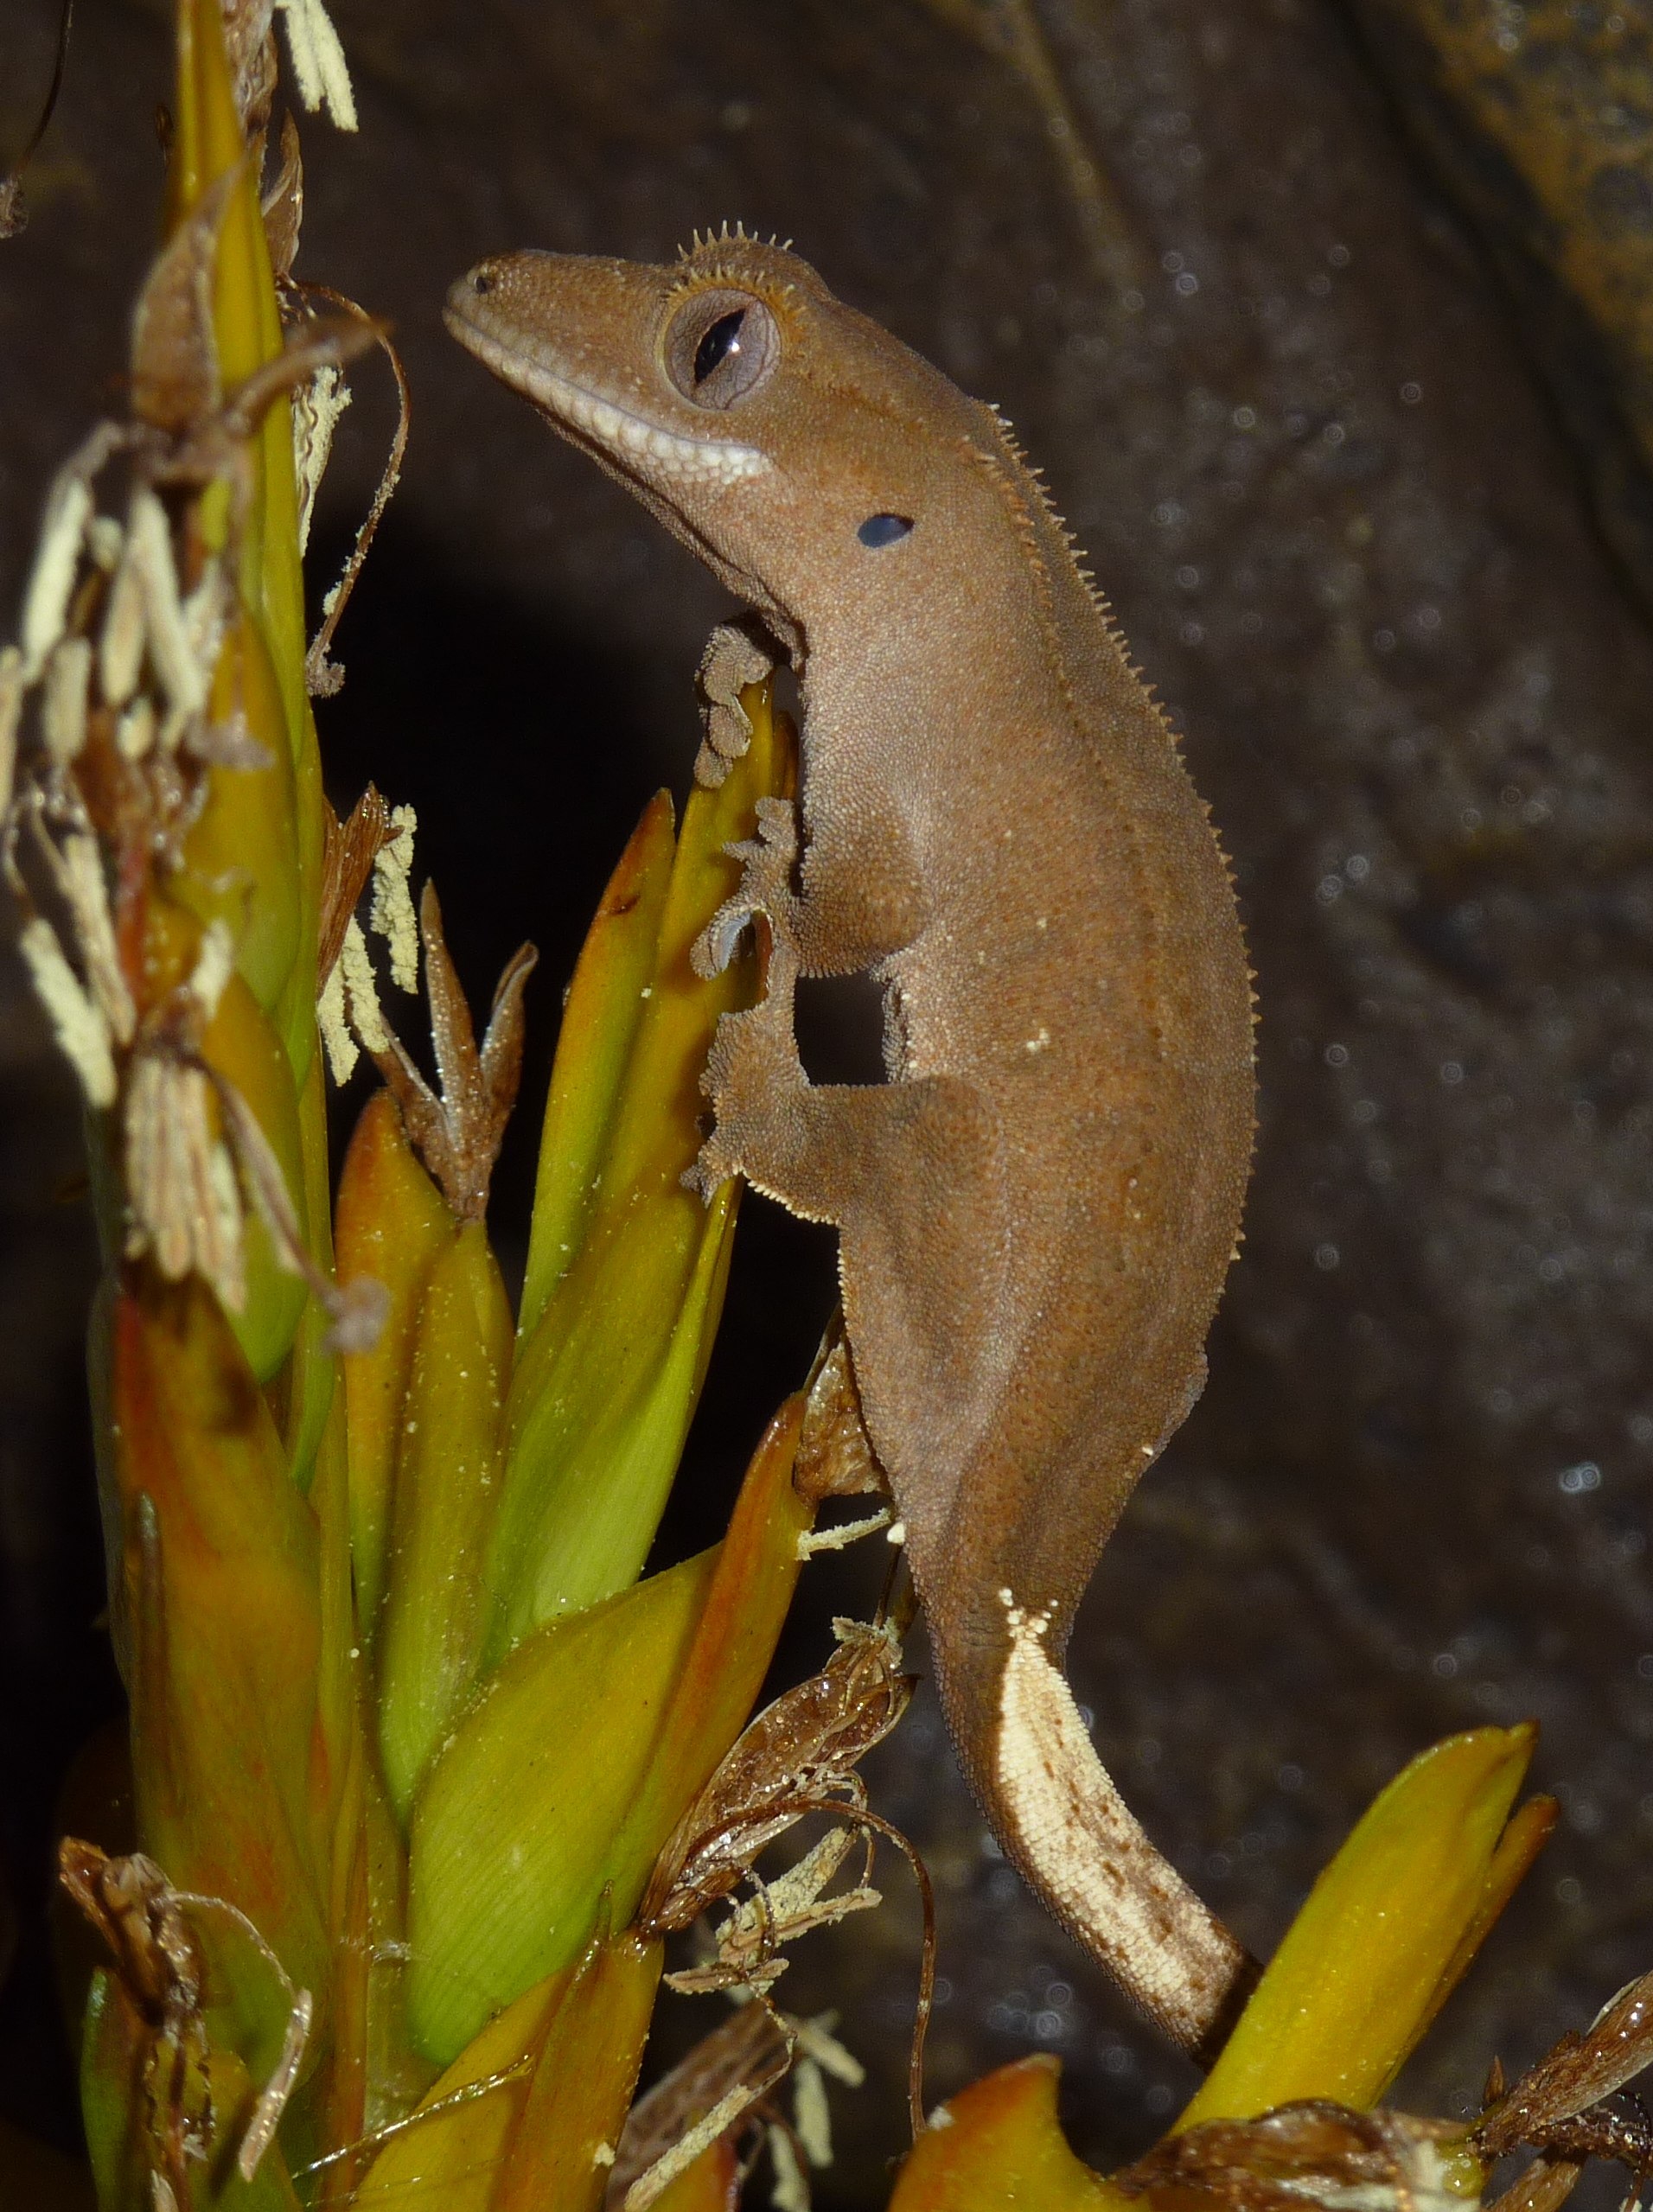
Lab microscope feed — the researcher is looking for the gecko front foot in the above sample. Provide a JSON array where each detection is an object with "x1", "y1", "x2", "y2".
[
  {"x1": 690, "y1": 795, "x2": 801, "y2": 979},
  {"x1": 689, "y1": 894, "x2": 806, "y2": 1200},
  {"x1": 693, "y1": 620, "x2": 775, "y2": 789}
]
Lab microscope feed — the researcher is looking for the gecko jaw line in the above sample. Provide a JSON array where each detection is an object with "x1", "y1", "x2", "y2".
[{"x1": 461, "y1": 327, "x2": 772, "y2": 488}]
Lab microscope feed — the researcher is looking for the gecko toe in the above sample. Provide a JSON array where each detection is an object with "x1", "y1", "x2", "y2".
[{"x1": 691, "y1": 898, "x2": 760, "y2": 979}]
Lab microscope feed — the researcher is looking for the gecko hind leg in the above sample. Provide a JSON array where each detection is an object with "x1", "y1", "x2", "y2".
[{"x1": 696, "y1": 985, "x2": 1010, "y2": 1492}]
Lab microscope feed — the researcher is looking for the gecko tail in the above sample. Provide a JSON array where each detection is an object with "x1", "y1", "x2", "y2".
[{"x1": 941, "y1": 1593, "x2": 1259, "y2": 2065}]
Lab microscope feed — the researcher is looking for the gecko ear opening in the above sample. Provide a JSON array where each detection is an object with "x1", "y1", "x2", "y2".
[
  {"x1": 858, "y1": 513, "x2": 914, "y2": 548},
  {"x1": 664, "y1": 288, "x2": 779, "y2": 409}
]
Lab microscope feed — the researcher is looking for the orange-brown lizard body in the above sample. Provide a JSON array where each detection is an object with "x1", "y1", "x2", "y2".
[{"x1": 446, "y1": 233, "x2": 1257, "y2": 2055}]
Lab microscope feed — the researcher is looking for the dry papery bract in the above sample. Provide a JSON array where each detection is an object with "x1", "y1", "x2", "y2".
[
  {"x1": 361, "y1": 878, "x2": 537, "y2": 1221},
  {"x1": 2, "y1": 88, "x2": 403, "y2": 1343},
  {"x1": 638, "y1": 1608, "x2": 936, "y2": 2144},
  {"x1": 610, "y1": 1999, "x2": 865, "y2": 2212},
  {"x1": 1473, "y1": 1967, "x2": 1653, "y2": 2197},
  {"x1": 1116, "y1": 1969, "x2": 1653, "y2": 2212},
  {"x1": 58, "y1": 1839, "x2": 312, "y2": 2209},
  {"x1": 1118, "y1": 2101, "x2": 1469, "y2": 2212}
]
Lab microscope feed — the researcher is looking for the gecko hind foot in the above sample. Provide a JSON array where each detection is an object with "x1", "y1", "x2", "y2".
[{"x1": 685, "y1": 1010, "x2": 769, "y2": 1197}]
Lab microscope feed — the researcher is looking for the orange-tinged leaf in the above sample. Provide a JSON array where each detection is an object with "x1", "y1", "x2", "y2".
[
  {"x1": 610, "y1": 1391, "x2": 812, "y2": 1877},
  {"x1": 335, "y1": 1089, "x2": 455, "y2": 1635},
  {"x1": 352, "y1": 1966, "x2": 576, "y2": 2212},
  {"x1": 647, "y1": 2139, "x2": 741, "y2": 2212},
  {"x1": 491, "y1": 1928, "x2": 661, "y2": 2212},
  {"x1": 1180, "y1": 1727, "x2": 1552, "y2": 2127},
  {"x1": 379, "y1": 1220, "x2": 514, "y2": 1820},
  {"x1": 887, "y1": 2056, "x2": 1121, "y2": 2211},
  {"x1": 350, "y1": 1930, "x2": 661, "y2": 2212},
  {"x1": 114, "y1": 1279, "x2": 329, "y2": 2011}
]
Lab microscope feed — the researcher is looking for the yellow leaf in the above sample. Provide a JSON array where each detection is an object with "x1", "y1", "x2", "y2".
[
  {"x1": 492, "y1": 1928, "x2": 661, "y2": 2212},
  {"x1": 1180, "y1": 1726, "x2": 1554, "y2": 2126}
]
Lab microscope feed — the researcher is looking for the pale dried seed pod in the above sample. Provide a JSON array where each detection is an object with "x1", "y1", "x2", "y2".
[
  {"x1": 124, "y1": 1051, "x2": 247, "y2": 1312},
  {"x1": 41, "y1": 635, "x2": 92, "y2": 764},
  {"x1": 792, "y1": 2057, "x2": 832, "y2": 2167},
  {"x1": 0, "y1": 645, "x2": 26, "y2": 815},
  {"x1": 180, "y1": 558, "x2": 233, "y2": 699},
  {"x1": 21, "y1": 467, "x2": 93, "y2": 679},
  {"x1": 99, "y1": 513, "x2": 150, "y2": 710},
  {"x1": 17, "y1": 915, "x2": 118, "y2": 1108},
  {"x1": 273, "y1": 0, "x2": 359, "y2": 130},
  {"x1": 51, "y1": 833, "x2": 136, "y2": 1047},
  {"x1": 117, "y1": 697, "x2": 157, "y2": 762},
  {"x1": 85, "y1": 515, "x2": 124, "y2": 573},
  {"x1": 292, "y1": 360, "x2": 351, "y2": 551},
  {"x1": 369, "y1": 802, "x2": 419, "y2": 990},
  {"x1": 125, "y1": 488, "x2": 206, "y2": 733}
]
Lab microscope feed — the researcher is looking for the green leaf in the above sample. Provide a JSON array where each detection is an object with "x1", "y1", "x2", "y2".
[
  {"x1": 406, "y1": 1390, "x2": 811, "y2": 2066},
  {"x1": 378, "y1": 1220, "x2": 514, "y2": 1820},
  {"x1": 487, "y1": 683, "x2": 795, "y2": 1653},
  {"x1": 407, "y1": 1550, "x2": 714, "y2": 2062}
]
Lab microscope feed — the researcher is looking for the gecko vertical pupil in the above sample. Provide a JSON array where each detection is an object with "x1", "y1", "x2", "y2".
[
  {"x1": 667, "y1": 289, "x2": 779, "y2": 407},
  {"x1": 694, "y1": 310, "x2": 746, "y2": 385}
]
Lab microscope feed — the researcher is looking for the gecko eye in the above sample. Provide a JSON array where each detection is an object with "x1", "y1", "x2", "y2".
[
  {"x1": 858, "y1": 513, "x2": 914, "y2": 548},
  {"x1": 665, "y1": 289, "x2": 779, "y2": 409}
]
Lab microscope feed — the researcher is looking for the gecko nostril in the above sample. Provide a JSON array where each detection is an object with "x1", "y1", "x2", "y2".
[{"x1": 471, "y1": 268, "x2": 495, "y2": 295}]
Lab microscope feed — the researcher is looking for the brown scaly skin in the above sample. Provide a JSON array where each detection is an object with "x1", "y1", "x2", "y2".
[{"x1": 445, "y1": 231, "x2": 1258, "y2": 2056}]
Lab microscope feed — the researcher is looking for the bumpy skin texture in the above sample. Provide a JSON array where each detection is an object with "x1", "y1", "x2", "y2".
[{"x1": 445, "y1": 235, "x2": 1257, "y2": 2052}]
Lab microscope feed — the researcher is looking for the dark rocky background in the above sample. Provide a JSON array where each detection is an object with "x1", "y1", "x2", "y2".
[{"x1": 3, "y1": 0, "x2": 1651, "y2": 2202}]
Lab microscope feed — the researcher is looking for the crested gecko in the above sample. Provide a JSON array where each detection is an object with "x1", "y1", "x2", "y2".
[{"x1": 445, "y1": 233, "x2": 1258, "y2": 2057}]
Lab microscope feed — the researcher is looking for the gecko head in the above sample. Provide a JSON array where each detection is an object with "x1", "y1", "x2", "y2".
[{"x1": 444, "y1": 230, "x2": 1013, "y2": 643}]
